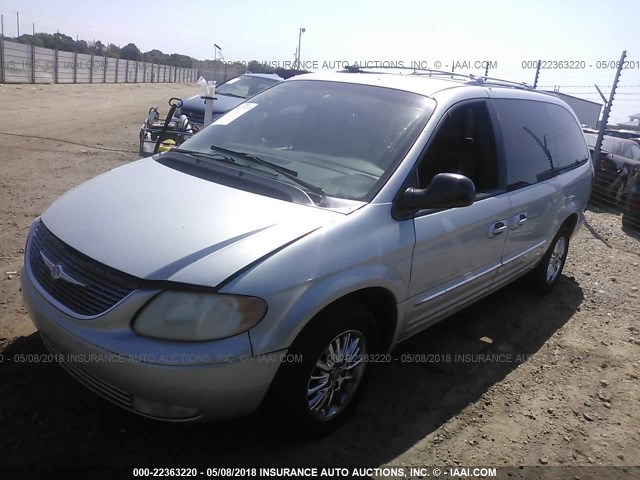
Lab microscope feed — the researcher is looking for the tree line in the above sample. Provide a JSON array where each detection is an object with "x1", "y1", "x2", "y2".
[
  {"x1": 9, "y1": 31, "x2": 307, "y2": 77},
  {"x1": 10, "y1": 32, "x2": 193, "y2": 68}
]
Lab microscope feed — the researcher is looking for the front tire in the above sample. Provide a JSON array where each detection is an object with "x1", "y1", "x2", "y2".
[
  {"x1": 262, "y1": 301, "x2": 378, "y2": 437},
  {"x1": 526, "y1": 229, "x2": 570, "y2": 293}
]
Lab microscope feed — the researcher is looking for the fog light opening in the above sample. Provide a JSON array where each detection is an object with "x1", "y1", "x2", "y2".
[{"x1": 132, "y1": 396, "x2": 201, "y2": 420}]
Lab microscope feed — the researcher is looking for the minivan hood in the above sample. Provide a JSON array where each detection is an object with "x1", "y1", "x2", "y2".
[{"x1": 41, "y1": 158, "x2": 340, "y2": 287}]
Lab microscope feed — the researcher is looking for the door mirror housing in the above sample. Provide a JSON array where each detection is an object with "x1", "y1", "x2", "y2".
[{"x1": 401, "y1": 173, "x2": 476, "y2": 210}]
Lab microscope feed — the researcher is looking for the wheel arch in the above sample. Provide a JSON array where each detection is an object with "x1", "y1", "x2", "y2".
[
  {"x1": 560, "y1": 212, "x2": 579, "y2": 236},
  {"x1": 258, "y1": 285, "x2": 397, "y2": 434},
  {"x1": 289, "y1": 286, "x2": 399, "y2": 355},
  {"x1": 334, "y1": 287, "x2": 398, "y2": 353}
]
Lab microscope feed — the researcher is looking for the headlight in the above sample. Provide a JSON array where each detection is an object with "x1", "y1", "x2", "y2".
[{"x1": 133, "y1": 291, "x2": 267, "y2": 341}]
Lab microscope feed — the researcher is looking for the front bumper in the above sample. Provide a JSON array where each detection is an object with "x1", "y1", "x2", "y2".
[{"x1": 21, "y1": 263, "x2": 284, "y2": 422}]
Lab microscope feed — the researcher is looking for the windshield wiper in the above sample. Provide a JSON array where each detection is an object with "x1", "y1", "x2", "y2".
[
  {"x1": 216, "y1": 92, "x2": 246, "y2": 99},
  {"x1": 210, "y1": 144, "x2": 326, "y2": 202},
  {"x1": 172, "y1": 148, "x2": 236, "y2": 164}
]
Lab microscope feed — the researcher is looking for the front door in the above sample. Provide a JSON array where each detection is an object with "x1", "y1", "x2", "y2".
[{"x1": 403, "y1": 100, "x2": 508, "y2": 339}]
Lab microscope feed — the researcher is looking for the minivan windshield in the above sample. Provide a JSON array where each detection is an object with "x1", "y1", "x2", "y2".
[{"x1": 178, "y1": 79, "x2": 435, "y2": 204}]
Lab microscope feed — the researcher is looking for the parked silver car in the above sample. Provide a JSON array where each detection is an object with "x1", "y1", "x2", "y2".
[{"x1": 22, "y1": 69, "x2": 592, "y2": 434}]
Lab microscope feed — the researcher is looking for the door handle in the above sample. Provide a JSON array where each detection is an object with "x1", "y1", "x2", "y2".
[
  {"x1": 512, "y1": 213, "x2": 528, "y2": 229},
  {"x1": 489, "y1": 220, "x2": 508, "y2": 238}
]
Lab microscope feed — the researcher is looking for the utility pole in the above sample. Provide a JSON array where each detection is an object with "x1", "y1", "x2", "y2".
[
  {"x1": 16, "y1": 11, "x2": 20, "y2": 37},
  {"x1": 1, "y1": 14, "x2": 4, "y2": 38},
  {"x1": 32, "y1": 22, "x2": 34, "y2": 36},
  {"x1": 593, "y1": 50, "x2": 627, "y2": 172},
  {"x1": 296, "y1": 27, "x2": 305, "y2": 69},
  {"x1": 533, "y1": 60, "x2": 541, "y2": 89}
]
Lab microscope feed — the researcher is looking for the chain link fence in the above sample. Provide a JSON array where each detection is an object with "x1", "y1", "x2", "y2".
[
  {"x1": 588, "y1": 139, "x2": 640, "y2": 233},
  {"x1": 532, "y1": 63, "x2": 640, "y2": 235}
]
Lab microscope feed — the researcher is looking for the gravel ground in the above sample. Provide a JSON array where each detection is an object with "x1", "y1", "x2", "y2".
[{"x1": 0, "y1": 83, "x2": 638, "y2": 478}]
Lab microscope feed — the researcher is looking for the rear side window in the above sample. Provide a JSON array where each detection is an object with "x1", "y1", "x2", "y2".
[
  {"x1": 543, "y1": 103, "x2": 590, "y2": 171},
  {"x1": 493, "y1": 99, "x2": 556, "y2": 191},
  {"x1": 493, "y1": 99, "x2": 589, "y2": 191}
]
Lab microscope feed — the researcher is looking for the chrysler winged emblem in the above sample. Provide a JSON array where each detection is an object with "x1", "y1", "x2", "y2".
[{"x1": 40, "y1": 252, "x2": 86, "y2": 287}]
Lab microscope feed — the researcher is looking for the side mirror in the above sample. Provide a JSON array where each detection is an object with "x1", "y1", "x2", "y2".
[{"x1": 401, "y1": 173, "x2": 475, "y2": 210}]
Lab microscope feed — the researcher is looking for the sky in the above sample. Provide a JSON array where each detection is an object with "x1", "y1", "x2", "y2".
[{"x1": 2, "y1": 0, "x2": 639, "y2": 123}]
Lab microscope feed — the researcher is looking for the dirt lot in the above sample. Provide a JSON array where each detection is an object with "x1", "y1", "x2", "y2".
[{"x1": 0, "y1": 83, "x2": 638, "y2": 477}]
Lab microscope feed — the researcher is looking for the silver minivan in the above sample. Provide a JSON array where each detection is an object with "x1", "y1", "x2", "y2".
[{"x1": 22, "y1": 70, "x2": 592, "y2": 434}]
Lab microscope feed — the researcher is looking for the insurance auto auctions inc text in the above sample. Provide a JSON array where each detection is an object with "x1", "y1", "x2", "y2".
[
  {"x1": 252, "y1": 466, "x2": 497, "y2": 477},
  {"x1": 219, "y1": 60, "x2": 498, "y2": 70}
]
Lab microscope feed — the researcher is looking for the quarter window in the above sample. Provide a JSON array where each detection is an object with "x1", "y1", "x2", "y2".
[
  {"x1": 544, "y1": 103, "x2": 591, "y2": 171},
  {"x1": 493, "y1": 99, "x2": 590, "y2": 191}
]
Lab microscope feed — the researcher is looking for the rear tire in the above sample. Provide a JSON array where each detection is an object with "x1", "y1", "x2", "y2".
[
  {"x1": 526, "y1": 229, "x2": 570, "y2": 293},
  {"x1": 262, "y1": 301, "x2": 378, "y2": 437}
]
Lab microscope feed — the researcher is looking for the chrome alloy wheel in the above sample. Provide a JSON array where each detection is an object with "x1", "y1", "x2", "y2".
[
  {"x1": 306, "y1": 330, "x2": 367, "y2": 421},
  {"x1": 546, "y1": 236, "x2": 567, "y2": 284}
]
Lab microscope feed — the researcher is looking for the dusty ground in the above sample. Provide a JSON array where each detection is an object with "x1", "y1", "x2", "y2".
[{"x1": 0, "y1": 83, "x2": 638, "y2": 477}]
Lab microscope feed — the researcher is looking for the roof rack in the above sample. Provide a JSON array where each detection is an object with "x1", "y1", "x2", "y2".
[
  {"x1": 340, "y1": 65, "x2": 535, "y2": 91},
  {"x1": 461, "y1": 74, "x2": 534, "y2": 91}
]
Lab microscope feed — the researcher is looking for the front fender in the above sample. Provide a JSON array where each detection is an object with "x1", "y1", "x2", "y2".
[
  {"x1": 249, "y1": 263, "x2": 407, "y2": 355},
  {"x1": 220, "y1": 204, "x2": 415, "y2": 355}
]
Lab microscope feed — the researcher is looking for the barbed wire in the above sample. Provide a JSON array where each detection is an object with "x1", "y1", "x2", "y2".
[
  {"x1": 538, "y1": 85, "x2": 640, "y2": 88},
  {"x1": 559, "y1": 92, "x2": 640, "y2": 95}
]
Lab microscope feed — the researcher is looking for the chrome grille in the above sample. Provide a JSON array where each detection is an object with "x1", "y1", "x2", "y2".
[{"x1": 28, "y1": 220, "x2": 138, "y2": 317}]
